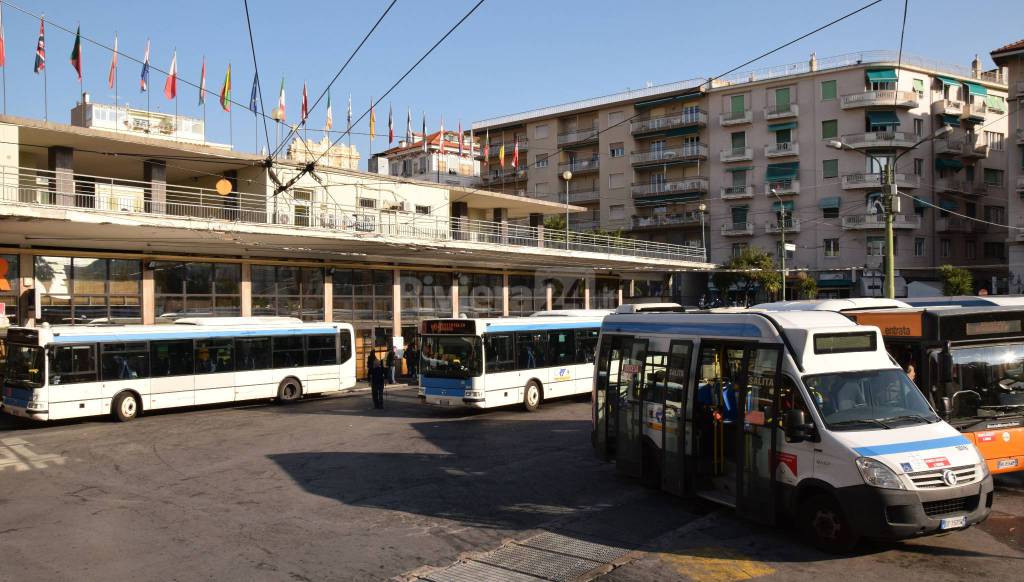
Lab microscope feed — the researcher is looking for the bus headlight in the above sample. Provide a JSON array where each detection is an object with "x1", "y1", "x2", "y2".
[
  {"x1": 976, "y1": 448, "x2": 991, "y2": 479},
  {"x1": 855, "y1": 457, "x2": 905, "y2": 490}
]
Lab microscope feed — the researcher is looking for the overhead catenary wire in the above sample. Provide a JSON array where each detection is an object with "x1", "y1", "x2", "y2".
[{"x1": 242, "y1": 0, "x2": 271, "y2": 156}]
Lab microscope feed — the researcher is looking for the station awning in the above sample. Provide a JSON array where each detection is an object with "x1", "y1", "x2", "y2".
[
  {"x1": 818, "y1": 196, "x2": 842, "y2": 209},
  {"x1": 866, "y1": 69, "x2": 898, "y2": 82},
  {"x1": 964, "y1": 82, "x2": 987, "y2": 96},
  {"x1": 766, "y1": 162, "x2": 799, "y2": 180},
  {"x1": 867, "y1": 111, "x2": 900, "y2": 126},
  {"x1": 936, "y1": 158, "x2": 964, "y2": 171},
  {"x1": 768, "y1": 121, "x2": 798, "y2": 132}
]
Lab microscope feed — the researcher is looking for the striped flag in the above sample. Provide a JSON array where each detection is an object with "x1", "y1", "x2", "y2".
[
  {"x1": 0, "y1": 7, "x2": 6, "y2": 68},
  {"x1": 499, "y1": 143, "x2": 505, "y2": 169},
  {"x1": 469, "y1": 126, "x2": 475, "y2": 159},
  {"x1": 325, "y1": 91, "x2": 333, "y2": 130},
  {"x1": 512, "y1": 140, "x2": 519, "y2": 169},
  {"x1": 458, "y1": 120, "x2": 463, "y2": 156},
  {"x1": 346, "y1": 94, "x2": 352, "y2": 132},
  {"x1": 33, "y1": 17, "x2": 45, "y2": 73},
  {"x1": 273, "y1": 77, "x2": 285, "y2": 121},
  {"x1": 421, "y1": 112, "x2": 427, "y2": 153},
  {"x1": 387, "y1": 103, "x2": 393, "y2": 145},
  {"x1": 69, "y1": 26, "x2": 82, "y2": 81},
  {"x1": 163, "y1": 50, "x2": 177, "y2": 100},
  {"x1": 198, "y1": 57, "x2": 206, "y2": 105},
  {"x1": 248, "y1": 73, "x2": 257, "y2": 114},
  {"x1": 107, "y1": 34, "x2": 117, "y2": 89},
  {"x1": 300, "y1": 82, "x2": 308, "y2": 123},
  {"x1": 405, "y1": 107, "x2": 412, "y2": 144},
  {"x1": 439, "y1": 115, "x2": 444, "y2": 155},
  {"x1": 483, "y1": 129, "x2": 489, "y2": 164},
  {"x1": 219, "y1": 64, "x2": 231, "y2": 112},
  {"x1": 368, "y1": 98, "x2": 376, "y2": 140},
  {"x1": 139, "y1": 39, "x2": 150, "y2": 91}
]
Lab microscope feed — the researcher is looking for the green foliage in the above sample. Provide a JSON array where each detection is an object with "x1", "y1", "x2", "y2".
[
  {"x1": 714, "y1": 247, "x2": 782, "y2": 302},
  {"x1": 796, "y1": 275, "x2": 818, "y2": 300},
  {"x1": 939, "y1": 264, "x2": 973, "y2": 296}
]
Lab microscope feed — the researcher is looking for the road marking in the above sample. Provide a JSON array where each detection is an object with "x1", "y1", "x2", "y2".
[
  {"x1": 658, "y1": 547, "x2": 775, "y2": 582},
  {"x1": 0, "y1": 437, "x2": 66, "y2": 472}
]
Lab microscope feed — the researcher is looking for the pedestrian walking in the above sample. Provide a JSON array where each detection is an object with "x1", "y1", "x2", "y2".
[
  {"x1": 370, "y1": 356, "x2": 386, "y2": 409},
  {"x1": 405, "y1": 341, "x2": 418, "y2": 382},
  {"x1": 367, "y1": 349, "x2": 378, "y2": 378},
  {"x1": 386, "y1": 345, "x2": 397, "y2": 384}
]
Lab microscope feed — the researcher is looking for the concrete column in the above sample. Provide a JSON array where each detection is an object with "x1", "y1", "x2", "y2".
[
  {"x1": 48, "y1": 146, "x2": 74, "y2": 207},
  {"x1": 324, "y1": 268, "x2": 333, "y2": 323},
  {"x1": 502, "y1": 272, "x2": 510, "y2": 317},
  {"x1": 142, "y1": 263, "x2": 155, "y2": 325},
  {"x1": 584, "y1": 278, "x2": 591, "y2": 310},
  {"x1": 530, "y1": 213, "x2": 544, "y2": 248},
  {"x1": 18, "y1": 251, "x2": 34, "y2": 327},
  {"x1": 617, "y1": 285, "x2": 624, "y2": 307},
  {"x1": 240, "y1": 262, "x2": 252, "y2": 317},
  {"x1": 546, "y1": 281, "x2": 553, "y2": 311},
  {"x1": 143, "y1": 159, "x2": 167, "y2": 214},
  {"x1": 452, "y1": 275, "x2": 460, "y2": 317},
  {"x1": 493, "y1": 208, "x2": 509, "y2": 244},
  {"x1": 392, "y1": 268, "x2": 402, "y2": 339}
]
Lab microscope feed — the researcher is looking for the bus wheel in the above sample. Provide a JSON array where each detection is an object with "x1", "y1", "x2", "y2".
[
  {"x1": 799, "y1": 494, "x2": 859, "y2": 553},
  {"x1": 112, "y1": 392, "x2": 140, "y2": 422},
  {"x1": 277, "y1": 378, "x2": 303, "y2": 404},
  {"x1": 523, "y1": 381, "x2": 542, "y2": 412}
]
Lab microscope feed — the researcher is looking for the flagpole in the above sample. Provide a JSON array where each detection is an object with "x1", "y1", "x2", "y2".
[
  {"x1": 1, "y1": 5, "x2": 6, "y2": 116},
  {"x1": 113, "y1": 32, "x2": 118, "y2": 134},
  {"x1": 43, "y1": 58, "x2": 48, "y2": 122},
  {"x1": 78, "y1": 23, "x2": 82, "y2": 103}
]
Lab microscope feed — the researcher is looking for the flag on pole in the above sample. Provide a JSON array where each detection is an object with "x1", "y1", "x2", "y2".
[
  {"x1": 346, "y1": 94, "x2": 352, "y2": 132},
  {"x1": 405, "y1": 107, "x2": 412, "y2": 144},
  {"x1": 163, "y1": 50, "x2": 177, "y2": 100},
  {"x1": 198, "y1": 57, "x2": 206, "y2": 105},
  {"x1": 458, "y1": 120, "x2": 463, "y2": 157},
  {"x1": 139, "y1": 39, "x2": 149, "y2": 91},
  {"x1": 0, "y1": 8, "x2": 6, "y2": 68},
  {"x1": 368, "y1": 98, "x2": 376, "y2": 139},
  {"x1": 439, "y1": 116, "x2": 445, "y2": 155},
  {"x1": 219, "y1": 64, "x2": 231, "y2": 112},
  {"x1": 107, "y1": 34, "x2": 117, "y2": 88},
  {"x1": 273, "y1": 77, "x2": 285, "y2": 121},
  {"x1": 499, "y1": 143, "x2": 505, "y2": 169},
  {"x1": 421, "y1": 112, "x2": 427, "y2": 153},
  {"x1": 469, "y1": 126, "x2": 475, "y2": 160},
  {"x1": 69, "y1": 25, "x2": 81, "y2": 80},
  {"x1": 248, "y1": 73, "x2": 257, "y2": 114},
  {"x1": 300, "y1": 82, "x2": 308, "y2": 123},
  {"x1": 483, "y1": 129, "x2": 489, "y2": 163},
  {"x1": 387, "y1": 103, "x2": 394, "y2": 145},
  {"x1": 325, "y1": 91, "x2": 333, "y2": 130},
  {"x1": 33, "y1": 17, "x2": 45, "y2": 73},
  {"x1": 512, "y1": 140, "x2": 519, "y2": 169}
]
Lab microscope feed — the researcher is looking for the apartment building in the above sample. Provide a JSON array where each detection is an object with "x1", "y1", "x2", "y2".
[
  {"x1": 473, "y1": 50, "x2": 1010, "y2": 297},
  {"x1": 368, "y1": 131, "x2": 481, "y2": 188},
  {"x1": 991, "y1": 40, "x2": 1024, "y2": 293}
]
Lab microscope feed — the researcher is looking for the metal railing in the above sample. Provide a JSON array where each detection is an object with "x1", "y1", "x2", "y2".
[
  {"x1": 765, "y1": 142, "x2": 799, "y2": 157},
  {"x1": 840, "y1": 90, "x2": 918, "y2": 109},
  {"x1": 936, "y1": 216, "x2": 977, "y2": 233},
  {"x1": 485, "y1": 139, "x2": 528, "y2": 153},
  {"x1": 0, "y1": 165, "x2": 707, "y2": 262},
  {"x1": 630, "y1": 110, "x2": 708, "y2": 134},
  {"x1": 631, "y1": 177, "x2": 709, "y2": 197},
  {"x1": 631, "y1": 144, "x2": 708, "y2": 164},
  {"x1": 765, "y1": 219, "x2": 800, "y2": 233},
  {"x1": 764, "y1": 103, "x2": 798, "y2": 118},
  {"x1": 567, "y1": 189, "x2": 600, "y2": 203},
  {"x1": 720, "y1": 147, "x2": 753, "y2": 162},
  {"x1": 720, "y1": 222, "x2": 754, "y2": 236},
  {"x1": 962, "y1": 102, "x2": 987, "y2": 119},
  {"x1": 485, "y1": 167, "x2": 529, "y2": 182},
  {"x1": 719, "y1": 110, "x2": 752, "y2": 125},
  {"x1": 936, "y1": 177, "x2": 969, "y2": 194},
  {"x1": 721, "y1": 185, "x2": 754, "y2": 199},
  {"x1": 932, "y1": 99, "x2": 964, "y2": 115},
  {"x1": 842, "y1": 132, "x2": 917, "y2": 149},
  {"x1": 556, "y1": 127, "x2": 599, "y2": 146},
  {"x1": 765, "y1": 179, "x2": 800, "y2": 195},
  {"x1": 632, "y1": 213, "x2": 701, "y2": 229},
  {"x1": 559, "y1": 158, "x2": 600, "y2": 173},
  {"x1": 841, "y1": 213, "x2": 922, "y2": 229},
  {"x1": 841, "y1": 173, "x2": 920, "y2": 189}
]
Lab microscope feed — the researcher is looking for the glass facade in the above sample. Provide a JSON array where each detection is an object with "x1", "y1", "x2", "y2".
[
  {"x1": 0, "y1": 254, "x2": 19, "y2": 324},
  {"x1": 551, "y1": 276, "x2": 585, "y2": 310},
  {"x1": 252, "y1": 265, "x2": 324, "y2": 321},
  {"x1": 400, "y1": 270, "x2": 453, "y2": 320},
  {"x1": 593, "y1": 277, "x2": 620, "y2": 309},
  {"x1": 508, "y1": 274, "x2": 546, "y2": 316},
  {"x1": 153, "y1": 261, "x2": 241, "y2": 322},
  {"x1": 458, "y1": 273, "x2": 502, "y2": 318},
  {"x1": 36, "y1": 256, "x2": 142, "y2": 324},
  {"x1": 332, "y1": 268, "x2": 393, "y2": 324}
]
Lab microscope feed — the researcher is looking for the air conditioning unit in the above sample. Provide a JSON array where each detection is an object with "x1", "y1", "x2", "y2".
[{"x1": 388, "y1": 202, "x2": 407, "y2": 211}]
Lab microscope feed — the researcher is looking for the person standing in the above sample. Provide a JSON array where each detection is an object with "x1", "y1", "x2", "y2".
[
  {"x1": 385, "y1": 345, "x2": 397, "y2": 384},
  {"x1": 367, "y1": 350, "x2": 378, "y2": 380},
  {"x1": 405, "y1": 341, "x2": 418, "y2": 382},
  {"x1": 370, "y1": 356, "x2": 386, "y2": 409}
]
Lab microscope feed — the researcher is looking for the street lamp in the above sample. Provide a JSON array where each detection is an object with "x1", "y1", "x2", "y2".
[
  {"x1": 562, "y1": 170, "x2": 572, "y2": 246},
  {"x1": 827, "y1": 125, "x2": 952, "y2": 299},
  {"x1": 698, "y1": 202, "x2": 707, "y2": 263},
  {"x1": 770, "y1": 188, "x2": 786, "y2": 301}
]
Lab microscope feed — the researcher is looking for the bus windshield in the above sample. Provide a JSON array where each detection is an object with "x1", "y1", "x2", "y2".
[
  {"x1": 421, "y1": 335, "x2": 482, "y2": 378},
  {"x1": 804, "y1": 368, "x2": 939, "y2": 431},
  {"x1": 3, "y1": 344, "x2": 45, "y2": 389},
  {"x1": 946, "y1": 344, "x2": 1024, "y2": 417}
]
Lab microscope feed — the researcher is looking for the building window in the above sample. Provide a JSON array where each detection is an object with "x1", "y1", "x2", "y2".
[
  {"x1": 914, "y1": 238, "x2": 925, "y2": 257},
  {"x1": 824, "y1": 238, "x2": 839, "y2": 257},
  {"x1": 534, "y1": 182, "x2": 549, "y2": 197},
  {"x1": 0, "y1": 254, "x2": 19, "y2": 325},
  {"x1": 332, "y1": 268, "x2": 393, "y2": 324},
  {"x1": 252, "y1": 265, "x2": 324, "y2": 322},
  {"x1": 534, "y1": 124, "x2": 549, "y2": 139},
  {"x1": 984, "y1": 205, "x2": 1005, "y2": 225},
  {"x1": 609, "y1": 172, "x2": 625, "y2": 189},
  {"x1": 36, "y1": 256, "x2": 142, "y2": 325},
  {"x1": 964, "y1": 240, "x2": 977, "y2": 260},
  {"x1": 415, "y1": 205, "x2": 430, "y2": 215},
  {"x1": 913, "y1": 78, "x2": 924, "y2": 98},
  {"x1": 609, "y1": 142, "x2": 624, "y2": 158},
  {"x1": 821, "y1": 119, "x2": 838, "y2": 140},
  {"x1": 822, "y1": 206, "x2": 839, "y2": 219},
  {"x1": 822, "y1": 159, "x2": 838, "y2": 179},
  {"x1": 821, "y1": 80, "x2": 837, "y2": 101},
  {"x1": 913, "y1": 158, "x2": 923, "y2": 176},
  {"x1": 457, "y1": 273, "x2": 503, "y2": 319},
  {"x1": 867, "y1": 236, "x2": 885, "y2": 257},
  {"x1": 609, "y1": 204, "x2": 625, "y2": 220},
  {"x1": 983, "y1": 168, "x2": 1004, "y2": 186},
  {"x1": 536, "y1": 153, "x2": 549, "y2": 168},
  {"x1": 986, "y1": 131, "x2": 1004, "y2": 151},
  {"x1": 153, "y1": 262, "x2": 241, "y2": 322},
  {"x1": 776, "y1": 242, "x2": 795, "y2": 261},
  {"x1": 607, "y1": 111, "x2": 624, "y2": 126},
  {"x1": 400, "y1": 270, "x2": 453, "y2": 320},
  {"x1": 731, "y1": 243, "x2": 749, "y2": 258},
  {"x1": 984, "y1": 242, "x2": 1006, "y2": 260},
  {"x1": 359, "y1": 197, "x2": 377, "y2": 209},
  {"x1": 913, "y1": 118, "x2": 923, "y2": 137},
  {"x1": 940, "y1": 239, "x2": 951, "y2": 258},
  {"x1": 509, "y1": 274, "x2": 548, "y2": 316}
]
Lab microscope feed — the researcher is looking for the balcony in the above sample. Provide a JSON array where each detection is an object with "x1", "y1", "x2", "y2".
[
  {"x1": 763, "y1": 103, "x2": 798, "y2": 120},
  {"x1": 567, "y1": 188, "x2": 600, "y2": 204},
  {"x1": 720, "y1": 147, "x2": 753, "y2": 163},
  {"x1": 631, "y1": 144, "x2": 708, "y2": 166},
  {"x1": 842, "y1": 131, "x2": 918, "y2": 150},
  {"x1": 841, "y1": 173, "x2": 919, "y2": 190},
  {"x1": 962, "y1": 140, "x2": 988, "y2": 159},
  {"x1": 632, "y1": 212, "x2": 701, "y2": 230},
  {"x1": 935, "y1": 177, "x2": 970, "y2": 195},
  {"x1": 765, "y1": 219, "x2": 801, "y2": 234},
  {"x1": 484, "y1": 167, "x2": 528, "y2": 183},
  {"x1": 630, "y1": 111, "x2": 708, "y2": 136},
  {"x1": 764, "y1": 179, "x2": 800, "y2": 196},
  {"x1": 721, "y1": 222, "x2": 754, "y2": 236},
  {"x1": 931, "y1": 99, "x2": 964, "y2": 117},
  {"x1": 764, "y1": 142, "x2": 799, "y2": 158},
  {"x1": 1018, "y1": 176, "x2": 1024, "y2": 192},
  {"x1": 631, "y1": 177, "x2": 709, "y2": 198},
  {"x1": 936, "y1": 216, "x2": 980, "y2": 233},
  {"x1": 973, "y1": 182, "x2": 1001, "y2": 196},
  {"x1": 961, "y1": 102, "x2": 987, "y2": 121},
  {"x1": 487, "y1": 139, "x2": 528, "y2": 154},
  {"x1": 1017, "y1": 128, "x2": 1024, "y2": 145},
  {"x1": 559, "y1": 157, "x2": 600, "y2": 174},
  {"x1": 556, "y1": 127, "x2": 599, "y2": 147},
  {"x1": 840, "y1": 90, "x2": 918, "y2": 109},
  {"x1": 719, "y1": 110, "x2": 752, "y2": 126},
  {"x1": 720, "y1": 185, "x2": 754, "y2": 200},
  {"x1": 841, "y1": 213, "x2": 922, "y2": 230}
]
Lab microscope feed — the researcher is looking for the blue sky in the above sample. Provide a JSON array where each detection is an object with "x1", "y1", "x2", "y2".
[{"x1": 1, "y1": 0, "x2": 1021, "y2": 169}]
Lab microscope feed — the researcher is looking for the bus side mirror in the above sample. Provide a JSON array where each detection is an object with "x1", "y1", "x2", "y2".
[{"x1": 783, "y1": 409, "x2": 814, "y2": 442}]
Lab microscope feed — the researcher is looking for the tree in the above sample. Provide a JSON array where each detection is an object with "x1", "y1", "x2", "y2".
[
  {"x1": 796, "y1": 273, "x2": 818, "y2": 300},
  {"x1": 939, "y1": 264, "x2": 973, "y2": 296},
  {"x1": 712, "y1": 247, "x2": 782, "y2": 305}
]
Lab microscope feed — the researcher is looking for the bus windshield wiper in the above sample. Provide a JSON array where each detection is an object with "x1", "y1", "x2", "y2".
[
  {"x1": 878, "y1": 414, "x2": 936, "y2": 425},
  {"x1": 828, "y1": 418, "x2": 891, "y2": 430}
]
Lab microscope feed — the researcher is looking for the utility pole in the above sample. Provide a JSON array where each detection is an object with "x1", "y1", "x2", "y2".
[
  {"x1": 883, "y1": 163, "x2": 896, "y2": 299},
  {"x1": 780, "y1": 204, "x2": 786, "y2": 301}
]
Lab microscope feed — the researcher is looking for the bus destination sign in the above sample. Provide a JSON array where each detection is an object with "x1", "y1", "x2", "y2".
[
  {"x1": 965, "y1": 319, "x2": 1023, "y2": 336},
  {"x1": 422, "y1": 320, "x2": 476, "y2": 335}
]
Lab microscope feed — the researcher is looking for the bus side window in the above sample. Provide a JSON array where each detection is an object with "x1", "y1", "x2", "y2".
[
  {"x1": 339, "y1": 331, "x2": 353, "y2": 364},
  {"x1": 195, "y1": 339, "x2": 234, "y2": 374},
  {"x1": 100, "y1": 342, "x2": 149, "y2": 381},
  {"x1": 150, "y1": 340, "x2": 194, "y2": 377},
  {"x1": 485, "y1": 334, "x2": 515, "y2": 373},
  {"x1": 575, "y1": 329, "x2": 599, "y2": 364},
  {"x1": 306, "y1": 334, "x2": 338, "y2": 366},
  {"x1": 548, "y1": 330, "x2": 575, "y2": 366},
  {"x1": 515, "y1": 332, "x2": 546, "y2": 370},
  {"x1": 273, "y1": 336, "x2": 305, "y2": 368},
  {"x1": 779, "y1": 375, "x2": 811, "y2": 420},
  {"x1": 235, "y1": 338, "x2": 272, "y2": 371},
  {"x1": 49, "y1": 345, "x2": 98, "y2": 385}
]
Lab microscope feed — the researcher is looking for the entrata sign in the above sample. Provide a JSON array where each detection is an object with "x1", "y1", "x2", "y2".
[{"x1": 849, "y1": 311, "x2": 923, "y2": 338}]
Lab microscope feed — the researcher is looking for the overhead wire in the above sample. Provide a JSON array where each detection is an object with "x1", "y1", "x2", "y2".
[{"x1": 242, "y1": 0, "x2": 271, "y2": 155}]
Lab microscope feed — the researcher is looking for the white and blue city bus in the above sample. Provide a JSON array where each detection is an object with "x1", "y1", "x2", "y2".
[
  {"x1": 1, "y1": 317, "x2": 355, "y2": 422},
  {"x1": 419, "y1": 314, "x2": 605, "y2": 410}
]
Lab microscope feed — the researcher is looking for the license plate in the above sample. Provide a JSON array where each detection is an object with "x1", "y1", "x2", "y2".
[
  {"x1": 997, "y1": 458, "x2": 1020, "y2": 469},
  {"x1": 940, "y1": 515, "x2": 967, "y2": 530}
]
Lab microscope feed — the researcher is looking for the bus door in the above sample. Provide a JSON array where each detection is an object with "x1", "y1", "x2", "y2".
[
  {"x1": 737, "y1": 345, "x2": 781, "y2": 525},
  {"x1": 595, "y1": 334, "x2": 629, "y2": 459},
  {"x1": 692, "y1": 342, "x2": 747, "y2": 504},
  {"x1": 661, "y1": 340, "x2": 693, "y2": 496},
  {"x1": 616, "y1": 337, "x2": 648, "y2": 478}
]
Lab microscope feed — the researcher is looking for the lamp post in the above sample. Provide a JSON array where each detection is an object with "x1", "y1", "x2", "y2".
[
  {"x1": 562, "y1": 170, "x2": 572, "y2": 247},
  {"x1": 698, "y1": 202, "x2": 707, "y2": 263},
  {"x1": 827, "y1": 125, "x2": 952, "y2": 299},
  {"x1": 771, "y1": 188, "x2": 786, "y2": 301}
]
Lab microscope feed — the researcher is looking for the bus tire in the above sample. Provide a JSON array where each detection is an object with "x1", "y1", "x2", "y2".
[
  {"x1": 799, "y1": 493, "x2": 859, "y2": 553},
  {"x1": 112, "y1": 392, "x2": 140, "y2": 422},
  {"x1": 277, "y1": 378, "x2": 303, "y2": 404},
  {"x1": 523, "y1": 381, "x2": 542, "y2": 412}
]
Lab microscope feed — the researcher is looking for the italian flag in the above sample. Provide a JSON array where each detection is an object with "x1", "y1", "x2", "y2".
[{"x1": 274, "y1": 77, "x2": 286, "y2": 121}]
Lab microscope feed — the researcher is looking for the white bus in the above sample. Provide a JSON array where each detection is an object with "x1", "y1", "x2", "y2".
[
  {"x1": 419, "y1": 314, "x2": 604, "y2": 410},
  {"x1": 1, "y1": 317, "x2": 355, "y2": 422},
  {"x1": 594, "y1": 305, "x2": 993, "y2": 551}
]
